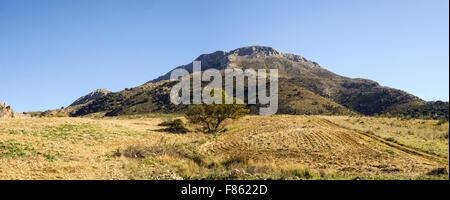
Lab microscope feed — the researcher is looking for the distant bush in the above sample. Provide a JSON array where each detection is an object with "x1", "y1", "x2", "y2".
[
  {"x1": 45, "y1": 112, "x2": 69, "y2": 118},
  {"x1": 158, "y1": 119, "x2": 189, "y2": 133},
  {"x1": 397, "y1": 114, "x2": 412, "y2": 121},
  {"x1": 23, "y1": 111, "x2": 44, "y2": 118},
  {"x1": 379, "y1": 113, "x2": 393, "y2": 118},
  {"x1": 436, "y1": 119, "x2": 448, "y2": 126},
  {"x1": 292, "y1": 169, "x2": 314, "y2": 179},
  {"x1": 55, "y1": 112, "x2": 69, "y2": 117}
]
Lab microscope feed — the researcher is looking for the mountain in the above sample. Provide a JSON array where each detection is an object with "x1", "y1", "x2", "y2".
[
  {"x1": 69, "y1": 46, "x2": 448, "y2": 119},
  {"x1": 149, "y1": 46, "x2": 424, "y2": 114}
]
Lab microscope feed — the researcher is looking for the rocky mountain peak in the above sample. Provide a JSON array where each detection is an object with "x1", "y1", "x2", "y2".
[
  {"x1": 149, "y1": 46, "x2": 287, "y2": 83},
  {"x1": 228, "y1": 46, "x2": 280, "y2": 57},
  {"x1": 92, "y1": 89, "x2": 110, "y2": 94}
]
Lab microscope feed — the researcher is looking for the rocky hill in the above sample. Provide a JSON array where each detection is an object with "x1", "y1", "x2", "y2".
[{"x1": 69, "y1": 46, "x2": 448, "y2": 119}]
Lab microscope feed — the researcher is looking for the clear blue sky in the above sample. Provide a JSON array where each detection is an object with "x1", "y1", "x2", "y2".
[{"x1": 0, "y1": 0, "x2": 448, "y2": 112}]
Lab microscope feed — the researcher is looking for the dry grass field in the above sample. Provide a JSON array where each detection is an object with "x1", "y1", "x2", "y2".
[{"x1": 0, "y1": 115, "x2": 448, "y2": 180}]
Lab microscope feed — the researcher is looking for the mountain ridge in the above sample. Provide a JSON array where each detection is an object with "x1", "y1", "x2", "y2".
[{"x1": 150, "y1": 46, "x2": 322, "y2": 83}]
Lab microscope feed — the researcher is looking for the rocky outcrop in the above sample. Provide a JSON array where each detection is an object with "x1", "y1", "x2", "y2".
[{"x1": 0, "y1": 102, "x2": 14, "y2": 118}]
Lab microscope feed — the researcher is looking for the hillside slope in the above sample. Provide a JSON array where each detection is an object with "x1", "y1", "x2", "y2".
[{"x1": 71, "y1": 79, "x2": 355, "y2": 116}]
